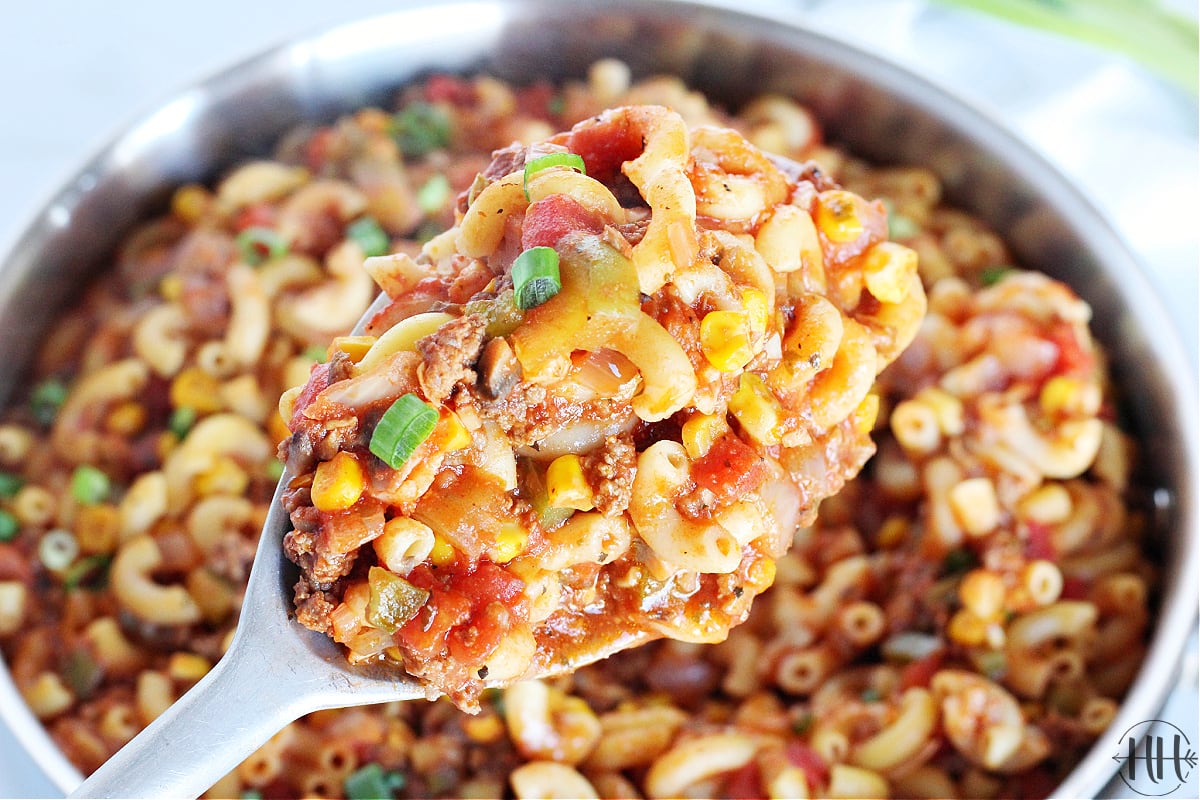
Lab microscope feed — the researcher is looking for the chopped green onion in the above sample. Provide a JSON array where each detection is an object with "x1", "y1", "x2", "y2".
[
  {"x1": 860, "y1": 687, "x2": 882, "y2": 703},
  {"x1": 887, "y1": 212, "x2": 920, "y2": 240},
  {"x1": 546, "y1": 94, "x2": 566, "y2": 117},
  {"x1": 344, "y1": 762, "x2": 407, "y2": 800},
  {"x1": 62, "y1": 648, "x2": 103, "y2": 699},
  {"x1": 791, "y1": 712, "x2": 814, "y2": 735},
  {"x1": 941, "y1": 547, "x2": 977, "y2": 575},
  {"x1": 267, "y1": 459, "x2": 286, "y2": 482},
  {"x1": 70, "y1": 465, "x2": 110, "y2": 506},
  {"x1": 235, "y1": 226, "x2": 289, "y2": 265},
  {"x1": 240, "y1": 791, "x2": 264, "y2": 800},
  {"x1": 980, "y1": 265, "x2": 1012, "y2": 286},
  {"x1": 63, "y1": 554, "x2": 112, "y2": 591},
  {"x1": 303, "y1": 345, "x2": 329, "y2": 363},
  {"x1": 511, "y1": 246, "x2": 562, "y2": 310},
  {"x1": 392, "y1": 102, "x2": 451, "y2": 157},
  {"x1": 38, "y1": 529, "x2": 79, "y2": 572},
  {"x1": 346, "y1": 216, "x2": 391, "y2": 258},
  {"x1": 369, "y1": 393, "x2": 438, "y2": 469},
  {"x1": 417, "y1": 174, "x2": 452, "y2": 215},
  {"x1": 30, "y1": 378, "x2": 68, "y2": 427},
  {"x1": 522, "y1": 152, "x2": 586, "y2": 199},
  {"x1": 0, "y1": 471, "x2": 24, "y2": 498},
  {"x1": 0, "y1": 510, "x2": 19, "y2": 542},
  {"x1": 168, "y1": 406, "x2": 197, "y2": 440}
]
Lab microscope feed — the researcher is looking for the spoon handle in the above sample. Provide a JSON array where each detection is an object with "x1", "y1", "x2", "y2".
[{"x1": 67, "y1": 633, "x2": 309, "y2": 800}]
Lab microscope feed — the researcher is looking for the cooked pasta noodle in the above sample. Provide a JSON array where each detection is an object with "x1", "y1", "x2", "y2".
[{"x1": 0, "y1": 61, "x2": 1156, "y2": 800}]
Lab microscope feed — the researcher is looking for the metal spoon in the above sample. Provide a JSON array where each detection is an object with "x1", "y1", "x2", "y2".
[{"x1": 68, "y1": 293, "x2": 653, "y2": 799}]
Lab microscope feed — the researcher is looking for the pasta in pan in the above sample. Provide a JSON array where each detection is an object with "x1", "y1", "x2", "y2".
[
  {"x1": 279, "y1": 103, "x2": 926, "y2": 708},
  {"x1": 0, "y1": 60, "x2": 1155, "y2": 799}
]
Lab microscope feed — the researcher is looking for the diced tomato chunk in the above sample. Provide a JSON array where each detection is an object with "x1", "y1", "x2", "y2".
[
  {"x1": 447, "y1": 601, "x2": 511, "y2": 665},
  {"x1": 784, "y1": 740, "x2": 829, "y2": 792},
  {"x1": 1047, "y1": 322, "x2": 1094, "y2": 377},
  {"x1": 723, "y1": 761, "x2": 764, "y2": 800},
  {"x1": 288, "y1": 364, "x2": 331, "y2": 428},
  {"x1": 900, "y1": 652, "x2": 944, "y2": 690},
  {"x1": 304, "y1": 128, "x2": 336, "y2": 172},
  {"x1": 232, "y1": 203, "x2": 277, "y2": 232},
  {"x1": 567, "y1": 116, "x2": 645, "y2": 183},
  {"x1": 521, "y1": 195, "x2": 604, "y2": 251},
  {"x1": 1023, "y1": 521, "x2": 1057, "y2": 561},
  {"x1": 691, "y1": 433, "x2": 768, "y2": 506},
  {"x1": 1060, "y1": 576, "x2": 1090, "y2": 600},
  {"x1": 424, "y1": 74, "x2": 476, "y2": 106}
]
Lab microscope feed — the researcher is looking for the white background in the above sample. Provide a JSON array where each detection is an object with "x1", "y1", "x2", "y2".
[{"x1": 0, "y1": 1, "x2": 1196, "y2": 797}]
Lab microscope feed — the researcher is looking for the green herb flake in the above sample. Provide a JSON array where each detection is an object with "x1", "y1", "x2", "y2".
[
  {"x1": 0, "y1": 509, "x2": 19, "y2": 542},
  {"x1": 347, "y1": 216, "x2": 391, "y2": 258},
  {"x1": 63, "y1": 554, "x2": 112, "y2": 591},
  {"x1": 70, "y1": 465, "x2": 111, "y2": 506},
  {"x1": 168, "y1": 406, "x2": 197, "y2": 440},
  {"x1": 345, "y1": 762, "x2": 407, "y2": 800},
  {"x1": 417, "y1": 174, "x2": 452, "y2": 215},
  {"x1": 30, "y1": 378, "x2": 69, "y2": 427},
  {"x1": 887, "y1": 212, "x2": 920, "y2": 240},
  {"x1": 0, "y1": 471, "x2": 25, "y2": 498},
  {"x1": 791, "y1": 712, "x2": 815, "y2": 735},
  {"x1": 942, "y1": 547, "x2": 977, "y2": 575},
  {"x1": 392, "y1": 102, "x2": 452, "y2": 157},
  {"x1": 860, "y1": 687, "x2": 883, "y2": 703},
  {"x1": 980, "y1": 264, "x2": 1012, "y2": 286},
  {"x1": 236, "y1": 226, "x2": 289, "y2": 266}
]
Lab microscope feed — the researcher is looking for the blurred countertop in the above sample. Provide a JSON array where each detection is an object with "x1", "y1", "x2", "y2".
[{"x1": 0, "y1": 1, "x2": 1196, "y2": 797}]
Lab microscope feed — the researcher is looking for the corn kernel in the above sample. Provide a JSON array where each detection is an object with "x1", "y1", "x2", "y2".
[
  {"x1": 741, "y1": 288, "x2": 770, "y2": 334},
  {"x1": 166, "y1": 652, "x2": 212, "y2": 683},
  {"x1": 429, "y1": 535, "x2": 457, "y2": 567},
  {"x1": 1039, "y1": 375, "x2": 1100, "y2": 419},
  {"x1": 158, "y1": 274, "x2": 184, "y2": 302},
  {"x1": 546, "y1": 454, "x2": 594, "y2": 511},
  {"x1": 959, "y1": 569, "x2": 1007, "y2": 621},
  {"x1": 169, "y1": 367, "x2": 224, "y2": 414},
  {"x1": 489, "y1": 523, "x2": 528, "y2": 564},
  {"x1": 862, "y1": 241, "x2": 919, "y2": 303},
  {"x1": 815, "y1": 190, "x2": 865, "y2": 243},
  {"x1": 267, "y1": 410, "x2": 292, "y2": 446},
  {"x1": 852, "y1": 393, "x2": 880, "y2": 436},
  {"x1": 194, "y1": 456, "x2": 249, "y2": 498},
  {"x1": 681, "y1": 413, "x2": 728, "y2": 459},
  {"x1": 104, "y1": 401, "x2": 147, "y2": 436},
  {"x1": 876, "y1": 515, "x2": 910, "y2": 549},
  {"x1": 729, "y1": 373, "x2": 783, "y2": 445},
  {"x1": 915, "y1": 386, "x2": 965, "y2": 437},
  {"x1": 438, "y1": 409, "x2": 473, "y2": 452},
  {"x1": 310, "y1": 452, "x2": 366, "y2": 512},
  {"x1": 746, "y1": 556, "x2": 776, "y2": 592},
  {"x1": 74, "y1": 504, "x2": 120, "y2": 555},
  {"x1": 464, "y1": 713, "x2": 505, "y2": 744},
  {"x1": 171, "y1": 184, "x2": 213, "y2": 224},
  {"x1": 700, "y1": 310, "x2": 754, "y2": 372},
  {"x1": 330, "y1": 335, "x2": 376, "y2": 363},
  {"x1": 948, "y1": 477, "x2": 1000, "y2": 537},
  {"x1": 947, "y1": 608, "x2": 988, "y2": 647}
]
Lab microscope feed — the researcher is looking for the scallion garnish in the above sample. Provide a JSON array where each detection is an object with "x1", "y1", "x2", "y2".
[
  {"x1": 235, "y1": 226, "x2": 289, "y2": 265},
  {"x1": 30, "y1": 378, "x2": 68, "y2": 427},
  {"x1": 887, "y1": 212, "x2": 919, "y2": 240},
  {"x1": 346, "y1": 216, "x2": 390, "y2": 258},
  {"x1": 0, "y1": 471, "x2": 24, "y2": 498},
  {"x1": 392, "y1": 102, "x2": 451, "y2": 157},
  {"x1": 980, "y1": 265, "x2": 1012, "y2": 287},
  {"x1": 369, "y1": 393, "x2": 438, "y2": 469},
  {"x1": 416, "y1": 174, "x2": 451, "y2": 215},
  {"x1": 168, "y1": 406, "x2": 197, "y2": 440},
  {"x1": 62, "y1": 554, "x2": 112, "y2": 591},
  {"x1": 267, "y1": 459, "x2": 286, "y2": 482},
  {"x1": 511, "y1": 246, "x2": 562, "y2": 310},
  {"x1": 70, "y1": 465, "x2": 111, "y2": 506},
  {"x1": 522, "y1": 152, "x2": 586, "y2": 200},
  {"x1": 344, "y1": 763, "x2": 407, "y2": 800},
  {"x1": 0, "y1": 510, "x2": 19, "y2": 542}
]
